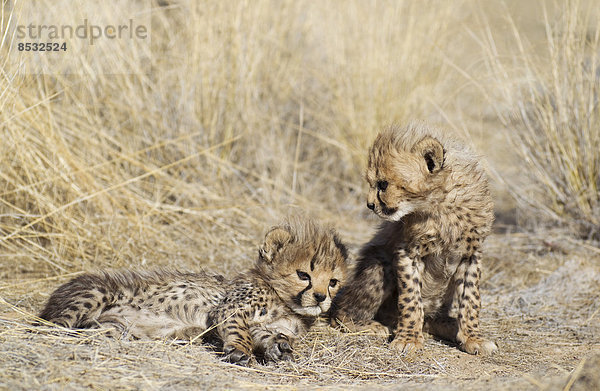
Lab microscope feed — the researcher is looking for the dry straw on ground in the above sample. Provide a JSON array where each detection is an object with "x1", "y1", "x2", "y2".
[{"x1": 1, "y1": 0, "x2": 599, "y2": 390}]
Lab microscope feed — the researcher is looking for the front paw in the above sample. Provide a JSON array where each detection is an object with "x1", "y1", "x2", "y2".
[
  {"x1": 223, "y1": 345, "x2": 251, "y2": 366},
  {"x1": 460, "y1": 336, "x2": 497, "y2": 355},
  {"x1": 390, "y1": 335, "x2": 424, "y2": 354},
  {"x1": 264, "y1": 333, "x2": 294, "y2": 363}
]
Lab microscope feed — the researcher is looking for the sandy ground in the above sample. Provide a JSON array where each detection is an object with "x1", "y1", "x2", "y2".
[{"x1": 1, "y1": 227, "x2": 599, "y2": 390}]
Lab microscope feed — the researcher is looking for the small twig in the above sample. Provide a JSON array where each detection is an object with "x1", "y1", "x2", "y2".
[
  {"x1": 312, "y1": 363, "x2": 438, "y2": 379},
  {"x1": 586, "y1": 306, "x2": 600, "y2": 324},
  {"x1": 0, "y1": 271, "x2": 84, "y2": 291},
  {"x1": 564, "y1": 237, "x2": 600, "y2": 255},
  {"x1": 226, "y1": 363, "x2": 308, "y2": 379},
  {"x1": 563, "y1": 356, "x2": 587, "y2": 391}
]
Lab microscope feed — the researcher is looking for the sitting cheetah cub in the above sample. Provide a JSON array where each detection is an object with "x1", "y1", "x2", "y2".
[
  {"x1": 40, "y1": 219, "x2": 348, "y2": 365},
  {"x1": 332, "y1": 122, "x2": 497, "y2": 355}
]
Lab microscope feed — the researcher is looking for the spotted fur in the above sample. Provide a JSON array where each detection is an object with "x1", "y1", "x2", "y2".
[
  {"x1": 40, "y1": 218, "x2": 348, "y2": 365},
  {"x1": 332, "y1": 122, "x2": 497, "y2": 355}
]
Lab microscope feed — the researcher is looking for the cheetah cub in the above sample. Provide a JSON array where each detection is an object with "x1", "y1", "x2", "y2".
[
  {"x1": 40, "y1": 218, "x2": 348, "y2": 365},
  {"x1": 332, "y1": 122, "x2": 497, "y2": 355}
]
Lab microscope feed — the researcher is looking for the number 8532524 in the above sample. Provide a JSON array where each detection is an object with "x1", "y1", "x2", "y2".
[{"x1": 18, "y1": 42, "x2": 67, "y2": 51}]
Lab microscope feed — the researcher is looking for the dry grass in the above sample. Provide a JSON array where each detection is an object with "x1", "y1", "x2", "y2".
[
  {"x1": 0, "y1": 0, "x2": 460, "y2": 277},
  {"x1": 1, "y1": 0, "x2": 600, "y2": 389},
  {"x1": 472, "y1": 0, "x2": 600, "y2": 238}
]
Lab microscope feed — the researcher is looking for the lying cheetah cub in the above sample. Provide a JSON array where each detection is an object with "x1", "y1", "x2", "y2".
[
  {"x1": 40, "y1": 219, "x2": 348, "y2": 365},
  {"x1": 332, "y1": 122, "x2": 497, "y2": 355}
]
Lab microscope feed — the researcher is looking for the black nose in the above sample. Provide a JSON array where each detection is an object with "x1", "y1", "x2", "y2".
[
  {"x1": 314, "y1": 293, "x2": 326, "y2": 303},
  {"x1": 367, "y1": 202, "x2": 375, "y2": 210}
]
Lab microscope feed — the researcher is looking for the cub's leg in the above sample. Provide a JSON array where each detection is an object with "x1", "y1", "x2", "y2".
[
  {"x1": 212, "y1": 309, "x2": 253, "y2": 365},
  {"x1": 423, "y1": 260, "x2": 467, "y2": 343},
  {"x1": 450, "y1": 254, "x2": 497, "y2": 355},
  {"x1": 215, "y1": 312, "x2": 295, "y2": 364},
  {"x1": 250, "y1": 327, "x2": 294, "y2": 363},
  {"x1": 424, "y1": 315, "x2": 458, "y2": 343},
  {"x1": 97, "y1": 306, "x2": 198, "y2": 340},
  {"x1": 332, "y1": 250, "x2": 393, "y2": 337},
  {"x1": 389, "y1": 250, "x2": 425, "y2": 353}
]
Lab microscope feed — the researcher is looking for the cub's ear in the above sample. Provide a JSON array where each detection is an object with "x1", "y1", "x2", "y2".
[
  {"x1": 411, "y1": 136, "x2": 444, "y2": 173},
  {"x1": 332, "y1": 232, "x2": 349, "y2": 263},
  {"x1": 259, "y1": 227, "x2": 292, "y2": 262}
]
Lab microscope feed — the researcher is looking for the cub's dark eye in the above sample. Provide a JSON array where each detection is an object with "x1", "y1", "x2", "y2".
[
  {"x1": 329, "y1": 279, "x2": 338, "y2": 288},
  {"x1": 377, "y1": 180, "x2": 388, "y2": 191},
  {"x1": 296, "y1": 270, "x2": 311, "y2": 281}
]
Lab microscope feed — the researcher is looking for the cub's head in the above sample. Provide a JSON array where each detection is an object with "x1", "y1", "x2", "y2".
[
  {"x1": 255, "y1": 218, "x2": 348, "y2": 317},
  {"x1": 365, "y1": 123, "x2": 447, "y2": 221}
]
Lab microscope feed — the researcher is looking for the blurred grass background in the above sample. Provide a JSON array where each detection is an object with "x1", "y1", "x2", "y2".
[{"x1": 0, "y1": 0, "x2": 598, "y2": 282}]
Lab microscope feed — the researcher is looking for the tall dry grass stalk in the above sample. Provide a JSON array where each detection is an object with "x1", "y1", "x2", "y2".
[
  {"x1": 0, "y1": 0, "x2": 461, "y2": 278},
  {"x1": 477, "y1": 0, "x2": 600, "y2": 239}
]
